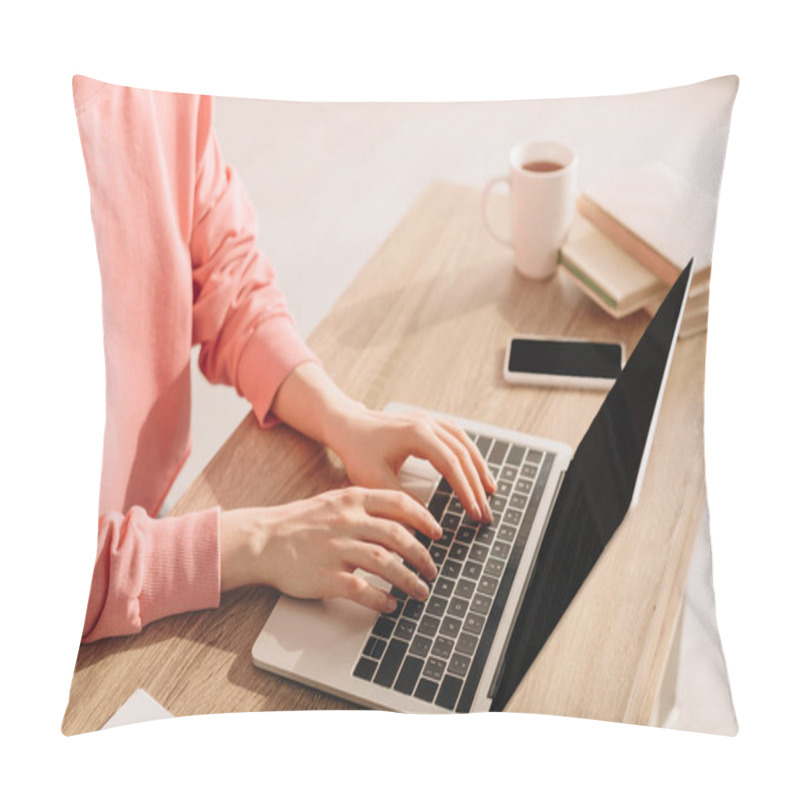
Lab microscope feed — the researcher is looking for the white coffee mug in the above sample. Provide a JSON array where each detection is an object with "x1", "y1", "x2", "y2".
[{"x1": 482, "y1": 140, "x2": 577, "y2": 279}]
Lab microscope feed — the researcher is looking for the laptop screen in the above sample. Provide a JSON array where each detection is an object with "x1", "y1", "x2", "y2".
[{"x1": 491, "y1": 261, "x2": 694, "y2": 710}]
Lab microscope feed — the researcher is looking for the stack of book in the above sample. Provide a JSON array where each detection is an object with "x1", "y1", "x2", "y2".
[{"x1": 558, "y1": 162, "x2": 715, "y2": 338}]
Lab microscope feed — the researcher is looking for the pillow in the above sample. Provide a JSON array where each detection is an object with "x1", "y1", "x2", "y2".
[{"x1": 62, "y1": 75, "x2": 738, "y2": 736}]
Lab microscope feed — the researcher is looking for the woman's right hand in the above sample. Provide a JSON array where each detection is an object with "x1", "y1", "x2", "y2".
[{"x1": 219, "y1": 486, "x2": 442, "y2": 614}]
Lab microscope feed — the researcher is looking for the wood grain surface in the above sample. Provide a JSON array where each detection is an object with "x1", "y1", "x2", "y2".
[{"x1": 62, "y1": 183, "x2": 705, "y2": 734}]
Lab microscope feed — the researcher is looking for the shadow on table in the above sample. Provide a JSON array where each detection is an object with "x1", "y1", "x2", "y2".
[{"x1": 322, "y1": 256, "x2": 631, "y2": 352}]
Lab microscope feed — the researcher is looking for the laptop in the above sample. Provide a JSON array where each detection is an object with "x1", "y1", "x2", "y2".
[{"x1": 252, "y1": 260, "x2": 695, "y2": 713}]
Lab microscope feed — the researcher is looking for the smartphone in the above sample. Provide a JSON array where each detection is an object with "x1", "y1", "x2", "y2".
[{"x1": 503, "y1": 335, "x2": 624, "y2": 390}]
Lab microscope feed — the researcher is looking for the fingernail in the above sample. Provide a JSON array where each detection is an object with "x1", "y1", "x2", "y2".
[
  {"x1": 385, "y1": 597, "x2": 398, "y2": 614},
  {"x1": 483, "y1": 502, "x2": 493, "y2": 523},
  {"x1": 416, "y1": 577, "x2": 430, "y2": 599}
]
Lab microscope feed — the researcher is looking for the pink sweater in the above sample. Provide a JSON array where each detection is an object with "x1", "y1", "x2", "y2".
[{"x1": 74, "y1": 77, "x2": 317, "y2": 642}]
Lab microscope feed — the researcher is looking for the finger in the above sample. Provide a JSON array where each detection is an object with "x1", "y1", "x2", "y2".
[
  {"x1": 432, "y1": 424, "x2": 493, "y2": 523},
  {"x1": 437, "y1": 417, "x2": 497, "y2": 495},
  {"x1": 407, "y1": 424, "x2": 484, "y2": 522},
  {"x1": 362, "y1": 487, "x2": 442, "y2": 542},
  {"x1": 335, "y1": 572, "x2": 398, "y2": 615},
  {"x1": 358, "y1": 517, "x2": 437, "y2": 582},
  {"x1": 343, "y1": 541, "x2": 430, "y2": 602}
]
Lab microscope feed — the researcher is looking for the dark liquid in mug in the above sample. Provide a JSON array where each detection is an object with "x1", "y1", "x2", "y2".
[{"x1": 522, "y1": 160, "x2": 563, "y2": 173}]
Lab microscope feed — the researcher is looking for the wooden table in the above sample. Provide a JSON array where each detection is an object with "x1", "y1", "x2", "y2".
[{"x1": 62, "y1": 183, "x2": 706, "y2": 734}]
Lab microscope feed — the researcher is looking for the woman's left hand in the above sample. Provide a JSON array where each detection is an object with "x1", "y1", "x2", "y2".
[
  {"x1": 326, "y1": 405, "x2": 496, "y2": 524},
  {"x1": 271, "y1": 363, "x2": 496, "y2": 523}
]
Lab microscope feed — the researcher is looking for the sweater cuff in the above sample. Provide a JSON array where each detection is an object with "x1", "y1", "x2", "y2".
[
  {"x1": 237, "y1": 316, "x2": 320, "y2": 428},
  {"x1": 139, "y1": 507, "x2": 221, "y2": 627}
]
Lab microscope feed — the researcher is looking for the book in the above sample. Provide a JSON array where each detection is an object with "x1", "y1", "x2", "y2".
[
  {"x1": 644, "y1": 272, "x2": 711, "y2": 338},
  {"x1": 559, "y1": 216, "x2": 667, "y2": 318},
  {"x1": 641, "y1": 279, "x2": 710, "y2": 339},
  {"x1": 577, "y1": 162, "x2": 717, "y2": 286},
  {"x1": 645, "y1": 278, "x2": 709, "y2": 318}
]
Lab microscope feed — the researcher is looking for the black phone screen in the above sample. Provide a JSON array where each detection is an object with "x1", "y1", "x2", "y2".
[{"x1": 507, "y1": 339, "x2": 622, "y2": 380}]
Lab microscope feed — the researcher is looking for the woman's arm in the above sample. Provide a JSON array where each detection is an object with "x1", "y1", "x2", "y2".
[
  {"x1": 186, "y1": 98, "x2": 494, "y2": 613},
  {"x1": 270, "y1": 361, "x2": 496, "y2": 522},
  {"x1": 84, "y1": 507, "x2": 220, "y2": 643}
]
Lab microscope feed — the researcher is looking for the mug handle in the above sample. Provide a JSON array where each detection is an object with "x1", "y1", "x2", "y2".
[{"x1": 481, "y1": 176, "x2": 513, "y2": 247}]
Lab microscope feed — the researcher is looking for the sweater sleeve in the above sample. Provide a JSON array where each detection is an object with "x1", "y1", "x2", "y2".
[
  {"x1": 189, "y1": 96, "x2": 319, "y2": 427},
  {"x1": 83, "y1": 507, "x2": 221, "y2": 643}
]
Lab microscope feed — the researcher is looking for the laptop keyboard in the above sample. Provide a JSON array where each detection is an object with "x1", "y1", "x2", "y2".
[{"x1": 352, "y1": 432, "x2": 555, "y2": 712}]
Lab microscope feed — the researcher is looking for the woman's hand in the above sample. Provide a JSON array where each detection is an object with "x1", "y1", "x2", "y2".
[
  {"x1": 270, "y1": 363, "x2": 496, "y2": 524},
  {"x1": 326, "y1": 406, "x2": 497, "y2": 524},
  {"x1": 220, "y1": 487, "x2": 443, "y2": 613}
]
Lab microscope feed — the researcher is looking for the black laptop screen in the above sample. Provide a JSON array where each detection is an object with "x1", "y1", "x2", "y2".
[{"x1": 491, "y1": 261, "x2": 693, "y2": 711}]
